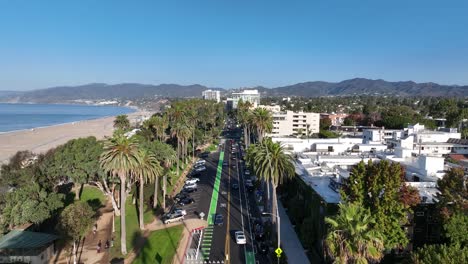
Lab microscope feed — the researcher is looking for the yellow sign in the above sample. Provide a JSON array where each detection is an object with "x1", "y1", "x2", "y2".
[{"x1": 275, "y1": 247, "x2": 283, "y2": 258}]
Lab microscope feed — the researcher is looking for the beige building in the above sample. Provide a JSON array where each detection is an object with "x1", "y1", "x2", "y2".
[
  {"x1": 231, "y1": 89, "x2": 260, "y2": 108},
  {"x1": 269, "y1": 111, "x2": 320, "y2": 137}
]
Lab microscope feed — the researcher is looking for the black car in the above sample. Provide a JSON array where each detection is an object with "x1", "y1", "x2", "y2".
[
  {"x1": 231, "y1": 183, "x2": 239, "y2": 190},
  {"x1": 174, "y1": 193, "x2": 189, "y2": 202},
  {"x1": 178, "y1": 197, "x2": 195, "y2": 206},
  {"x1": 214, "y1": 214, "x2": 224, "y2": 226},
  {"x1": 256, "y1": 242, "x2": 269, "y2": 254},
  {"x1": 200, "y1": 152, "x2": 209, "y2": 158}
]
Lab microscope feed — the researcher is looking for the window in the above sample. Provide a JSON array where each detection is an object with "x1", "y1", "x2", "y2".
[{"x1": 415, "y1": 212, "x2": 425, "y2": 217}]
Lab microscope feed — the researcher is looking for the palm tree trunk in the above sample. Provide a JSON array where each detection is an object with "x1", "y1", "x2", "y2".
[
  {"x1": 266, "y1": 181, "x2": 271, "y2": 213},
  {"x1": 139, "y1": 176, "x2": 145, "y2": 230},
  {"x1": 153, "y1": 176, "x2": 159, "y2": 209},
  {"x1": 120, "y1": 173, "x2": 127, "y2": 255},
  {"x1": 244, "y1": 127, "x2": 248, "y2": 146},
  {"x1": 272, "y1": 183, "x2": 278, "y2": 225},
  {"x1": 192, "y1": 130, "x2": 195, "y2": 158},
  {"x1": 73, "y1": 240, "x2": 77, "y2": 264},
  {"x1": 162, "y1": 174, "x2": 167, "y2": 210},
  {"x1": 176, "y1": 140, "x2": 180, "y2": 176}
]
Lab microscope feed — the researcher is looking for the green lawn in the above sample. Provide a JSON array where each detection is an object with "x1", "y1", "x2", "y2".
[
  {"x1": 111, "y1": 197, "x2": 155, "y2": 258},
  {"x1": 132, "y1": 225, "x2": 184, "y2": 264},
  {"x1": 80, "y1": 186, "x2": 106, "y2": 210}
]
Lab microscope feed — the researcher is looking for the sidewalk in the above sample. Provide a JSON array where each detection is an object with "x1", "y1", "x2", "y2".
[{"x1": 278, "y1": 201, "x2": 310, "y2": 264}]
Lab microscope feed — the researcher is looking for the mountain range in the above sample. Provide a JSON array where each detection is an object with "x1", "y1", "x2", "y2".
[{"x1": 0, "y1": 78, "x2": 467, "y2": 103}]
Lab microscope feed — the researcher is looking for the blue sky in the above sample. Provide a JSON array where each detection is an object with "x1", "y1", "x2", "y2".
[{"x1": 1, "y1": 0, "x2": 468, "y2": 90}]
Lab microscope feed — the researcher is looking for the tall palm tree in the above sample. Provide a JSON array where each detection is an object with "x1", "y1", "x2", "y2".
[
  {"x1": 134, "y1": 148, "x2": 162, "y2": 230},
  {"x1": 247, "y1": 138, "x2": 295, "y2": 223},
  {"x1": 251, "y1": 108, "x2": 273, "y2": 143},
  {"x1": 100, "y1": 134, "x2": 140, "y2": 255},
  {"x1": 114, "y1": 115, "x2": 131, "y2": 131},
  {"x1": 325, "y1": 202, "x2": 385, "y2": 264},
  {"x1": 237, "y1": 100, "x2": 253, "y2": 146}
]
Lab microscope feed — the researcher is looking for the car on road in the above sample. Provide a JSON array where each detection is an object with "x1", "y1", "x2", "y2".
[
  {"x1": 223, "y1": 161, "x2": 228, "y2": 166},
  {"x1": 178, "y1": 197, "x2": 195, "y2": 206},
  {"x1": 245, "y1": 179, "x2": 253, "y2": 187},
  {"x1": 231, "y1": 163, "x2": 236, "y2": 168},
  {"x1": 244, "y1": 169, "x2": 250, "y2": 175},
  {"x1": 235, "y1": 231, "x2": 247, "y2": 244},
  {"x1": 195, "y1": 166, "x2": 206, "y2": 172},
  {"x1": 231, "y1": 183, "x2": 239, "y2": 190},
  {"x1": 231, "y1": 156, "x2": 236, "y2": 160},
  {"x1": 163, "y1": 212, "x2": 184, "y2": 224},
  {"x1": 214, "y1": 214, "x2": 224, "y2": 226},
  {"x1": 200, "y1": 152, "x2": 209, "y2": 158},
  {"x1": 185, "y1": 178, "x2": 200, "y2": 185},
  {"x1": 181, "y1": 187, "x2": 197, "y2": 193}
]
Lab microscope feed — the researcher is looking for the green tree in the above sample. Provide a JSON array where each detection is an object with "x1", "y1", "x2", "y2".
[
  {"x1": 0, "y1": 183, "x2": 64, "y2": 232},
  {"x1": 57, "y1": 201, "x2": 94, "y2": 264},
  {"x1": 114, "y1": 115, "x2": 131, "y2": 131},
  {"x1": 134, "y1": 148, "x2": 162, "y2": 230},
  {"x1": 411, "y1": 243, "x2": 468, "y2": 264},
  {"x1": 444, "y1": 212, "x2": 468, "y2": 246},
  {"x1": 251, "y1": 108, "x2": 273, "y2": 142},
  {"x1": 342, "y1": 160, "x2": 420, "y2": 250},
  {"x1": 436, "y1": 168, "x2": 467, "y2": 218},
  {"x1": 100, "y1": 134, "x2": 140, "y2": 255},
  {"x1": 246, "y1": 138, "x2": 295, "y2": 249},
  {"x1": 325, "y1": 203, "x2": 385, "y2": 264},
  {"x1": 320, "y1": 118, "x2": 332, "y2": 130}
]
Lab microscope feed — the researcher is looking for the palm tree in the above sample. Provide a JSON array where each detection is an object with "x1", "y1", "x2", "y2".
[
  {"x1": 251, "y1": 108, "x2": 272, "y2": 142},
  {"x1": 134, "y1": 148, "x2": 162, "y2": 230},
  {"x1": 145, "y1": 141, "x2": 177, "y2": 210},
  {"x1": 237, "y1": 100, "x2": 253, "y2": 146},
  {"x1": 100, "y1": 134, "x2": 140, "y2": 255},
  {"x1": 247, "y1": 138, "x2": 295, "y2": 225},
  {"x1": 325, "y1": 202, "x2": 385, "y2": 264},
  {"x1": 114, "y1": 115, "x2": 131, "y2": 131}
]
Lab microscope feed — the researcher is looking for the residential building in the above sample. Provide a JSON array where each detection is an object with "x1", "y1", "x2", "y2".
[
  {"x1": 202, "y1": 89, "x2": 221, "y2": 103},
  {"x1": 269, "y1": 111, "x2": 320, "y2": 137},
  {"x1": 258, "y1": 104, "x2": 281, "y2": 112},
  {"x1": 320, "y1": 113, "x2": 349, "y2": 126},
  {"x1": 231, "y1": 89, "x2": 260, "y2": 108}
]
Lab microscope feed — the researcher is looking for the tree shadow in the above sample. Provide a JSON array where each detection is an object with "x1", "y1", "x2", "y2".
[
  {"x1": 109, "y1": 257, "x2": 124, "y2": 264},
  {"x1": 87, "y1": 198, "x2": 104, "y2": 212}
]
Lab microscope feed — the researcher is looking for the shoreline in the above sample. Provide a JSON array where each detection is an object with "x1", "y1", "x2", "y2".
[{"x1": 0, "y1": 110, "x2": 150, "y2": 164}]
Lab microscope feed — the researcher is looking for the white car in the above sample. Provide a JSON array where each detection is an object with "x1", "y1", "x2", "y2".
[
  {"x1": 244, "y1": 169, "x2": 250, "y2": 175},
  {"x1": 196, "y1": 159, "x2": 206, "y2": 165},
  {"x1": 173, "y1": 209, "x2": 187, "y2": 216},
  {"x1": 184, "y1": 183, "x2": 198, "y2": 189},
  {"x1": 185, "y1": 178, "x2": 200, "y2": 185},
  {"x1": 195, "y1": 166, "x2": 206, "y2": 172},
  {"x1": 235, "y1": 231, "x2": 247, "y2": 244}
]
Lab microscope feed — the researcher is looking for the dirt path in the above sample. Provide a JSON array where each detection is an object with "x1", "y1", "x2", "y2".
[{"x1": 51, "y1": 199, "x2": 115, "y2": 264}]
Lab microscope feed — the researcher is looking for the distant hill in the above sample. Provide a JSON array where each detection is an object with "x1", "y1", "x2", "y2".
[
  {"x1": 0, "y1": 78, "x2": 466, "y2": 103},
  {"x1": 263, "y1": 78, "x2": 468, "y2": 97}
]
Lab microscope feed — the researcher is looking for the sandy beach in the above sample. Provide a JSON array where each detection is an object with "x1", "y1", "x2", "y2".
[{"x1": 0, "y1": 111, "x2": 149, "y2": 164}]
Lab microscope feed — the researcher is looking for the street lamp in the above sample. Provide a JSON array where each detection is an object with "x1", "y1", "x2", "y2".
[{"x1": 261, "y1": 210, "x2": 281, "y2": 262}]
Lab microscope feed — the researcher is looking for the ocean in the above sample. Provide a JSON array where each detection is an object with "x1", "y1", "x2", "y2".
[{"x1": 0, "y1": 103, "x2": 134, "y2": 133}]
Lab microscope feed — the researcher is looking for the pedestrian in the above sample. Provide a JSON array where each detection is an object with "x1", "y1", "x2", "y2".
[
  {"x1": 97, "y1": 240, "x2": 102, "y2": 253},
  {"x1": 93, "y1": 223, "x2": 97, "y2": 236},
  {"x1": 110, "y1": 237, "x2": 114, "y2": 247},
  {"x1": 105, "y1": 240, "x2": 110, "y2": 249}
]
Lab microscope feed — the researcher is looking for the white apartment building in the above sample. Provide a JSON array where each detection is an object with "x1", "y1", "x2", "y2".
[
  {"x1": 231, "y1": 89, "x2": 260, "y2": 108},
  {"x1": 269, "y1": 111, "x2": 320, "y2": 137},
  {"x1": 258, "y1": 104, "x2": 281, "y2": 112},
  {"x1": 202, "y1": 90, "x2": 221, "y2": 103}
]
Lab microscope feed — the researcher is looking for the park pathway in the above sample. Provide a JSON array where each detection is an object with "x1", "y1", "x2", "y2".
[{"x1": 51, "y1": 198, "x2": 114, "y2": 264}]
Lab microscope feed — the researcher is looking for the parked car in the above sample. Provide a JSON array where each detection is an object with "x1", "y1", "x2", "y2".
[
  {"x1": 181, "y1": 187, "x2": 197, "y2": 194},
  {"x1": 223, "y1": 161, "x2": 228, "y2": 166},
  {"x1": 235, "y1": 231, "x2": 246, "y2": 244},
  {"x1": 174, "y1": 193, "x2": 189, "y2": 201},
  {"x1": 178, "y1": 197, "x2": 195, "y2": 206},
  {"x1": 185, "y1": 178, "x2": 200, "y2": 185},
  {"x1": 195, "y1": 159, "x2": 206, "y2": 165},
  {"x1": 163, "y1": 212, "x2": 184, "y2": 224},
  {"x1": 231, "y1": 183, "x2": 239, "y2": 190},
  {"x1": 195, "y1": 166, "x2": 206, "y2": 172},
  {"x1": 244, "y1": 169, "x2": 250, "y2": 175},
  {"x1": 245, "y1": 179, "x2": 253, "y2": 187},
  {"x1": 184, "y1": 182, "x2": 198, "y2": 189},
  {"x1": 171, "y1": 208, "x2": 187, "y2": 216},
  {"x1": 214, "y1": 214, "x2": 224, "y2": 226},
  {"x1": 200, "y1": 152, "x2": 209, "y2": 158}
]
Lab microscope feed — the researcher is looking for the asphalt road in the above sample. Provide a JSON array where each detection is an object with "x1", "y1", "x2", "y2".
[{"x1": 183, "y1": 127, "x2": 272, "y2": 264}]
